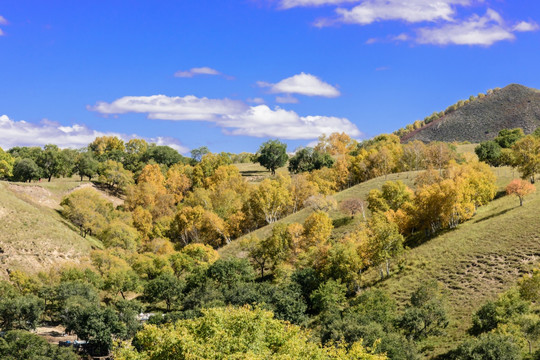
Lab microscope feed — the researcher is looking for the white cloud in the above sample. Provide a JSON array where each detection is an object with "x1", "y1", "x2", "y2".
[
  {"x1": 514, "y1": 21, "x2": 539, "y2": 32},
  {"x1": 89, "y1": 95, "x2": 248, "y2": 121},
  {"x1": 0, "y1": 115, "x2": 189, "y2": 153},
  {"x1": 258, "y1": 72, "x2": 340, "y2": 97},
  {"x1": 89, "y1": 96, "x2": 361, "y2": 140},
  {"x1": 417, "y1": 9, "x2": 521, "y2": 46},
  {"x1": 280, "y1": 0, "x2": 359, "y2": 9},
  {"x1": 220, "y1": 105, "x2": 362, "y2": 139},
  {"x1": 174, "y1": 67, "x2": 226, "y2": 78},
  {"x1": 247, "y1": 97, "x2": 266, "y2": 104},
  {"x1": 318, "y1": 0, "x2": 471, "y2": 27},
  {"x1": 275, "y1": 95, "x2": 299, "y2": 104}
]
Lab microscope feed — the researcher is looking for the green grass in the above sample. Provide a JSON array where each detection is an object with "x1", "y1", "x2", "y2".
[
  {"x1": 0, "y1": 180, "x2": 102, "y2": 278},
  {"x1": 234, "y1": 162, "x2": 289, "y2": 182}
]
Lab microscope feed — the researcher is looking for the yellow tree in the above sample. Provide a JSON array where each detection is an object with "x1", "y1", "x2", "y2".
[
  {"x1": 512, "y1": 135, "x2": 540, "y2": 183},
  {"x1": 315, "y1": 132, "x2": 357, "y2": 156},
  {"x1": 303, "y1": 211, "x2": 333, "y2": 249},
  {"x1": 0, "y1": 147, "x2": 15, "y2": 178},
  {"x1": 89, "y1": 136, "x2": 125, "y2": 156},
  {"x1": 248, "y1": 176, "x2": 292, "y2": 224},
  {"x1": 401, "y1": 140, "x2": 427, "y2": 171},
  {"x1": 165, "y1": 164, "x2": 192, "y2": 203},
  {"x1": 289, "y1": 173, "x2": 319, "y2": 213}
]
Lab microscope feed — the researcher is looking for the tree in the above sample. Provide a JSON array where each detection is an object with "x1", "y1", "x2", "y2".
[
  {"x1": 450, "y1": 333, "x2": 521, "y2": 360},
  {"x1": 303, "y1": 211, "x2": 333, "y2": 248},
  {"x1": 256, "y1": 139, "x2": 288, "y2": 175},
  {"x1": 12, "y1": 158, "x2": 41, "y2": 182},
  {"x1": 36, "y1": 144, "x2": 64, "y2": 182},
  {"x1": 190, "y1": 146, "x2": 210, "y2": 162},
  {"x1": 74, "y1": 151, "x2": 99, "y2": 181},
  {"x1": 62, "y1": 302, "x2": 126, "y2": 356},
  {"x1": 339, "y1": 198, "x2": 366, "y2": 220},
  {"x1": 496, "y1": 128, "x2": 525, "y2": 148},
  {"x1": 143, "y1": 145, "x2": 185, "y2": 167},
  {"x1": 397, "y1": 281, "x2": 449, "y2": 341},
  {"x1": 114, "y1": 306, "x2": 386, "y2": 360},
  {"x1": 98, "y1": 160, "x2": 133, "y2": 192},
  {"x1": 144, "y1": 273, "x2": 185, "y2": 311},
  {"x1": 0, "y1": 330, "x2": 78, "y2": 360},
  {"x1": 506, "y1": 178, "x2": 536, "y2": 206},
  {"x1": 475, "y1": 141, "x2": 502, "y2": 166},
  {"x1": 0, "y1": 295, "x2": 44, "y2": 331},
  {"x1": 288, "y1": 147, "x2": 334, "y2": 173},
  {"x1": 248, "y1": 176, "x2": 292, "y2": 224},
  {"x1": 0, "y1": 147, "x2": 15, "y2": 179},
  {"x1": 512, "y1": 135, "x2": 540, "y2": 183}
]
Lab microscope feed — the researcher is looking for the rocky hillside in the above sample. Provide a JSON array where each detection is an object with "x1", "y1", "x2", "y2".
[{"x1": 402, "y1": 84, "x2": 540, "y2": 143}]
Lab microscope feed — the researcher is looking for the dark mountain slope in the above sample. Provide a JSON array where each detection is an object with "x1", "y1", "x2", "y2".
[{"x1": 402, "y1": 84, "x2": 540, "y2": 143}]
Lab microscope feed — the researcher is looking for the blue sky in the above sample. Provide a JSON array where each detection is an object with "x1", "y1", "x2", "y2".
[{"x1": 0, "y1": 0, "x2": 539, "y2": 154}]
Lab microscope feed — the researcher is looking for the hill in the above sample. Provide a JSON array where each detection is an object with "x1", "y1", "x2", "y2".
[
  {"x1": 0, "y1": 179, "x2": 111, "y2": 279},
  {"x1": 367, "y1": 166, "x2": 540, "y2": 356},
  {"x1": 222, "y1": 156, "x2": 540, "y2": 358},
  {"x1": 402, "y1": 84, "x2": 540, "y2": 143}
]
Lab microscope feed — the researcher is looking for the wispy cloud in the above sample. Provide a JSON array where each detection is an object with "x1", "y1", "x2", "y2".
[
  {"x1": 280, "y1": 0, "x2": 358, "y2": 9},
  {"x1": 275, "y1": 95, "x2": 299, "y2": 104},
  {"x1": 174, "y1": 67, "x2": 232, "y2": 79},
  {"x1": 315, "y1": 0, "x2": 470, "y2": 27},
  {"x1": 258, "y1": 72, "x2": 340, "y2": 97},
  {"x1": 417, "y1": 9, "x2": 537, "y2": 46},
  {"x1": 0, "y1": 115, "x2": 188, "y2": 153},
  {"x1": 89, "y1": 95, "x2": 361, "y2": 140},
  {"x1": 0, "y1": 15, "x2": 8, "y2": 36}
]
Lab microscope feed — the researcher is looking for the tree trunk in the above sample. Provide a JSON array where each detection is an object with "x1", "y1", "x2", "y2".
[
  {"x1": 48, "y1": 175, "x2": 52, "y2": 182},
  {"x1": 520, "y1": 196, "x2": 523, "y2": 206},
  {"x1": 386, "y1": 259, "x2": 390, "y2": 276}
]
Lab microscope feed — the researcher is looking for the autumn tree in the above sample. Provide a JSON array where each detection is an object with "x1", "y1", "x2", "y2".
[
  {"x1": 248, "y1": 176, "x2": 292, "y2": 224},
  {"x1": 289, "y1": 174, "x2": 319, "y2": 213},
  {"x1": 339, "y1": 198, "x2": 366, "y2": 220},
  {"x1": 98, "y1": 160, "x2": 133, "y2": 192},
  {"x1": 512, "y1": 135, "x2": 540, "y2": 183},
  {"x1": 315, "y1": 132, "x2": 357, "y2": 156},
  {"x1": 303, "y1": 211, "x2": 333, "y2": 248},
  {"x1": 401, "y1": 140, "x2": 426, "y2": 171},
  {"x1": 506, "y1": 179, "x2": 536, "y2": 206},
  {"x1": 255, "y1": 139, "x2": 288, "y2": 175}
]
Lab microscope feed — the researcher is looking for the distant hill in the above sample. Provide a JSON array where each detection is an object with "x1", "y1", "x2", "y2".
[{"x1": 402, "y1": 84, "x2": 540, "y2": 143}]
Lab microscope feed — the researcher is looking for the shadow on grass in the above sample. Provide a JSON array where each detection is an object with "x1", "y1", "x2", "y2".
[
  {"x1": 474, "y1": 207, "x2": 516, "y2": 224},
  {"x1": 240, "y1": 170, "x2": 269, "y2": 177}
]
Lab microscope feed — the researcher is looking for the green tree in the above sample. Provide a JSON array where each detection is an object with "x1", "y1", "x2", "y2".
[
  {"x1": 74, "y1": 151, "x2": 99, "y2": 181},
  {"x1": 36, "y1": 144, "x2": 63, "y2": 182},
  {"x1": 0, "y1": 295, "x2": 44, "y2": 331},
  {"x1": 12, "y1": 158, "x2": 41, "y2": 182},
  {"x1": 496, "y1": 128, "x2": 525, "y2": 148},
  {"x1": 0, "y1": 330, "x2": 78, "y2": 360},
  {"x1": 288, "y1": 147, "x2": 334, "y2": 174},
  {"x1": 475, "y1": 141, "x2": 503, "y2": 166},
  {"x1": 143, "y1": 144, "x2": 185, "y2": 167},
  {"x1": 191, "y1": 146, "x2": 210, "y2": 162},
  {"x1": 450, "y1": 333, "x2": 521, "y2": 360},
  {"x1": 0, "y1": 147, "x2": 15, "y2": 179},
  {"x1": 397, "y1": 281, "x2": 449, "y2": 341},
  {"x1": 256, "y1": 139, "x2": 288, "y2": 175},
  {"x1": 144, "y1": 273, "x2": 185, "y2": 311}
]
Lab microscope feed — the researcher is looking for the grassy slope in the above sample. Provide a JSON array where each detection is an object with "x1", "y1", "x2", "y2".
[
  {"x1": 0, "y1": 179, "x2": 102, "y2": 278},
  {"x1": 219, "y1": 171, "x2": 420, "y2": 258},
  {"x1": 229, "y1": 157, "x2": 539, "y2": 357}
]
